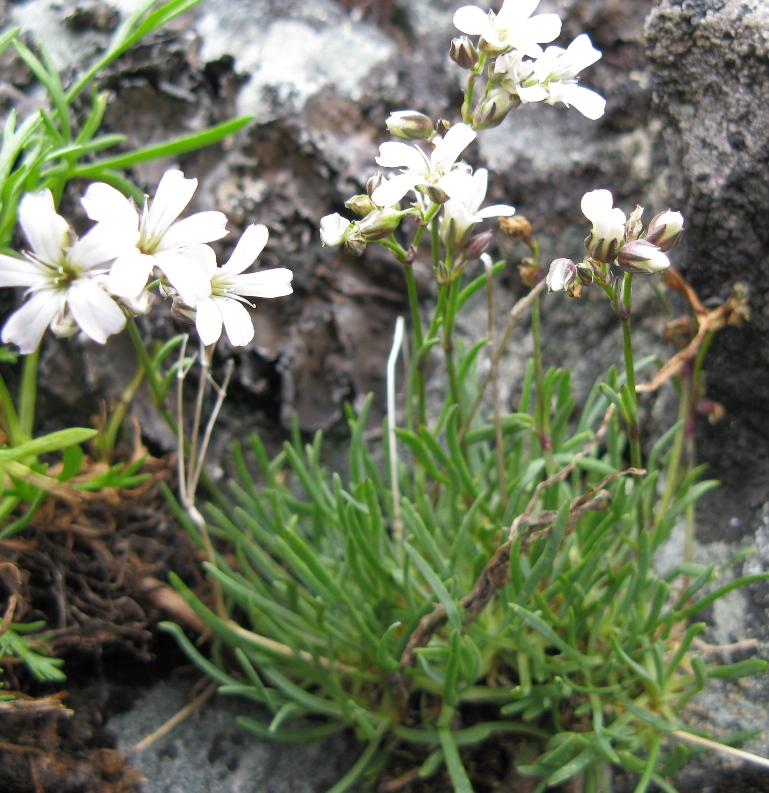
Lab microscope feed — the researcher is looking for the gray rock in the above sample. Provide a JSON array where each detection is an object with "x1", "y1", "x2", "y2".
[{"x1": 646, "y1": 0, "x2": 769, "y2": 543}]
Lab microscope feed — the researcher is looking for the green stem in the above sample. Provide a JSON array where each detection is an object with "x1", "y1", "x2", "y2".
[
  {"x1": 0, "y1": 370, "x2": 21, "y2": 445},
  {"x1": 442, "y1": 267, "x2": 464, "y2": 419},
  {"x1": 619, "y1": 273, "x2": 642, "y2": 472},
  {"x1": 530, "y1": 290, "x2": 552, "y2": 467},
  {"x1": 98, "y1": 363, "x2": 146, "y2": 456},
  {"x1": 18, "y1": 347, "x2": 39, "y2": 444}
]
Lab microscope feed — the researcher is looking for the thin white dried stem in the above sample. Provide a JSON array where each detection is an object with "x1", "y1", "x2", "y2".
[
  {"x1": 188, "y1": 358, "x2": 234, "y2": 498},
  {"x1": 175, "y1": 334, "x2": 190, "y2": 507},
  {"x1": 672, "y1": 730, "x2": 769, "y2": 770},
  {"x1": 186, "y1": 338, "x2": 211, "y2": 491},
  {"x1": 388, "y1": 316, "x2": 405, "y2": 541}
]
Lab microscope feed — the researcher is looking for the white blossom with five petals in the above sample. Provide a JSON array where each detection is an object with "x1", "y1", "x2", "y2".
[
  {"x1": 82, "y1": 170, "x2": 228, "y2": 303},
  {"x1": 0, "y1": 190, "x2": 131, "y2": 353},
  {"x1": 371, "y1": 123, "x2": 477, "y2": 207},
  {"x1": 190, "y1": 224, "x2": 293, "y2": 347},
  {"x1": 439, "y1": 169, "x2": 515, "y2": 250},
  {"x1": 453, "y1": 0, "x2": 561, "y2": 57}
]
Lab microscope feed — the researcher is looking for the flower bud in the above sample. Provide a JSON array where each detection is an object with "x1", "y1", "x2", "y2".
[
  {"x1": 50, "y1": 310, "x2": 79, "y2": 339},
  {"x1": 367, "y1": 172, "x2": 383, "y2": 200},
  {"x1": 356, "y1": 208, "x2": 406, "y2": 241},
  {"x1": 344, "y1": 236, "x2": 366, "y2": 256},
  {"x1": 472, "y1": 87, "x2": 518, "y2": 130},
  {"x1": 462, "y1": 229, "x2": 494, "y2": 260},
  {"x1": 624, "y1": 204, "x2": 644, "y2": 242},
  {"x1": 645, "y1": 209, "x2": 684, "y2": 252},
  {"x1": 546, "y1": 258, "x2": 577, "y2": 293},
  {"x1": 345, "y1": 194, "x2": 376, "y2": 215},
  {"x1": 171, "y1": 298, "x2": 196, "y2": 325},
  {"x1": 385, "y1": 110, "x2": 434, "y2": 141},
  {"x1": 450, "y1": 36, "x2": 479, "y2": 70},
  {"x1": 581, "y1": 189, "x2": 626, "y2": 264},
  {"x1": 423, "y1": 184, "x2": 449, "y2": 205},
  {"x1": 617, "y1": 239, "x2": 670, "y2": 274},
  {"x1": 320, "y1": 213, "x2": 354, "y2": 247},
  {"x1": 499, "y1": 215, "x2": 532, "y2": 245}
]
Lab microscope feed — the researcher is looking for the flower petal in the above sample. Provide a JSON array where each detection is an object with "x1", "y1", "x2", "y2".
[
  {"x1": 18, "y1": 191, "x2": 69, "y2": 267},
  {"x1": 108, "y1": 248, "x2": 155, "y2": 298},
  {"x1": 550, "y1": 83, "x2": 606, "y2": 120},
  {"x1": 581, "y1": 189, "x2": 614, "y2": 223},
  {"x1": 220, "y1": 224, "x2": 269, "y2": 276},
  {"x1": 67, "y1": 278, "x2": 126, "y2": 344},
  {"x1": 521, "y1": 13, "x2": 561, "y2": 46},
  {"x1": 228, "y1": 267, "x2": 293, "y2": 298},
  {"x1": 0, "y1": 254, "x2": 49, "y2": 288},
  {"x1": 2, "y1": 289, "x2": 62, "y2": 354},
  {"x1": 376, "y1": 141, "x2": 429, "y2": 173},
  {"x1": 371, "y1": 173, "x2": 422, "y2": 207},
  {"x1": 155, "y1": 211, "x2": 229, "y2": 252},
  {"x1": 144, "y1": 170, "x2": 198, "y2": 241},
  {"x1": 194, "y1": 298, "x2": 223, "y2": 346},
  {"x1": 216, "y1": 297, "x2": 255, "y2": 347},
  {"x1": 81, "y1": 182, "x2": 140, "y2": 232},
  {"x1": 155, "y1": 249, "x2": 214, "y2": 305},
  {"x1": 452, "y1": 5, "x2": 490, "y2": 35},
  {"x1": 432, "y1": 123, "x2": 476, "y2": 172},
  {"x1": 475, "y1": 204, "x2": 516, "y2": 220},
  {"x1": 69, "y1": 222, "x2": 138, "y2": 271}
]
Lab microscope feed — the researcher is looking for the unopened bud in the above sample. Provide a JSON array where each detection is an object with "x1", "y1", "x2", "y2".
[
  {"x1": 50, "y1": 310, "x2": 79, "y2": 338},
  {"x1": 575, "y1": 261, "x2": 595, "y2": 285},
  {"x1": 625, "y1": 205, "x2": 644, "y2": 242},
  {"x1": 546, "y1": 258, "x2": 577, "y2": 293},
  {"x1": 499, "y1": 214, "x2": 532, "y2": 245},
  {"x1": 320, "y1": 213, "x2": 354, "y2": 247},
  {"x1": 345, "y1": 194, "x2": 376, "y2": 215},
  {"x1": 462, "y1": 229, "x2": 494, "y2": 260},
  {"x1": 450, "y1": 36, "x2": 479, "y2": 70},
  {"x1": 356, "y1": 207, "x2": 407, "y2": 241},
  {"x1": 617, "y1": 239, "x2": 670, "y2": 274},
  {"x1": 472, "y1": 87, "x2": 517, "y2": 130},
  {"x1": 344, "y1": 235, "x2": 367, "y2": 256},
  {"x1": 425, "y1": 184, "x2": 450, "y2": 205},
  {"x1": 367, "y1": 172, "x2": 384, "y2": 200},
  {"x1": 171, "y1": 298, "x2": 196, "y2": 325},
  {"x1": 645, "y1": 209, "x2": 684, "y2": 252},
  {"x1": 385, "y1": 110, "x2": 434, "y2": 141}
]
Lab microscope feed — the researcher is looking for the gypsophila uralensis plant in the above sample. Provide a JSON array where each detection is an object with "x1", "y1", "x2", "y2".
[
  {"x1": 0, "y1": 0, "x2": 290, "y2": 683},
  {"x1": 156, "y1": 2, "x2": 769, "y2": 792}
]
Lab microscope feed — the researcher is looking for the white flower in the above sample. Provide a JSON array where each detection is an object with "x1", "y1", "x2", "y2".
[
  {"x1": 439, "y1": 169, "x2": 515, "y2": 250},
  {"x1": 191, "y1": 224, "x2": 293, "y2": 347},
  {"x1": 645, "y1": 209, "x2": 684, "y2": 252},
  {"x1": 372, "y1": 123, "x2": 477, "y2": 207},
  {"x1": 581, "y1": 189, "x2": 626, "y2": 263},
  {"x1": 496, "y1": 34, "x2": 605, "y2": 120},
  {"x1": 0, "y1": 190, "x2": 129, "y2": 353},
  {"x1": 82, "y1": 170, "x2": 228, "y2": 302},
  {"x1": 320, "y1": 213, "x2": 354, "y2": 247},
  {"x1": 453, "y1": 0, "x2": 561, "y2": 57}
]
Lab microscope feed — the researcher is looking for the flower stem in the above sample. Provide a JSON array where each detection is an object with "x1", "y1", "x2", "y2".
[
  {"x1": 620, "y1": 274, "x2": 643, "y2": 472},
  {"x1": 442, "y1": 266, "x2": 464, "y2": 420},
  {"x1": 530, "y1": 289, "x2": 552, "y2": 467},
  {"x1": 18, "y1": 347, "x2": 39, "y2": 444}
]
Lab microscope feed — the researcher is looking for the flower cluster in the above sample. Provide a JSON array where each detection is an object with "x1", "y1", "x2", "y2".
[
  {"x1": 320, "y1": 117, "x2": 515, "y2": 270},
  {"x1": 0, "y1": 171, "x2": 293, "y2": 353},
  {"x1": 546, "y1": 189, "x2": 684, "y2": 297},
  {"x1": 452, "y1": 0, "x2": 605, "y2": 127}
]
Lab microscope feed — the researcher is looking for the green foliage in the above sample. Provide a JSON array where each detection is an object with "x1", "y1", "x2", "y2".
[
  {"x1": 0, "y1": 621, "x2": 65, "y2": 683},
  {"x1": 166, "y1": 356, "x2": 768, "y2": 792}
]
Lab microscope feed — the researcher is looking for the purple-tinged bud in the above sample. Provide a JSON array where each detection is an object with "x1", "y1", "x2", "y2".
[
  {"x1": 367, "y1": 172, "x2": 384, "y2": 200},
  {"x1": 625, "y1": 204, "x2": 644, "y2": 242},
  {"x1": 450, "y1": 36, "x2": 479, "y2": 70},
  {"x1": 645, "y1": 209, "x2": 684, "y2": 252},
  {"x1": 575, "y1": 261, "x2": 595, "y2": 285},
  {"x1": 171, "y1": 298, "x2": 196, "y2": 325},
  {"x1": 345, "y1": 194, "x2": 376, "y2": 216},
  {"x1": 546, "y1": 258, "x2": 577, "y2": 293},
  {"x1": 617, "y1": 239, "x2": 670, "y2": 274},
  {"x1": 425, "y1": 184, "x2": 450, "y2": 205},
  {"x1": 472, "y1": 87, "x2": 517, "y2": 130},
  {"x1": 356, "y1": 207, "x2": 407, "y2": 241},
  {"x1": 344, "y1": 236, "x2": 366, "y2": 256},
  {"x1": 462, "y1": 229, "x2": 494, "y2": 260},
  {"x1": 385, "y1": 110, "x2": 434, "y2": 141}
]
